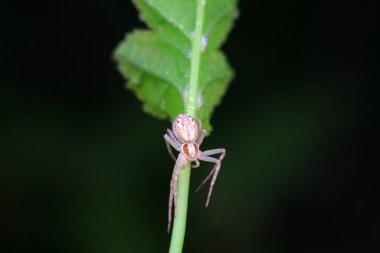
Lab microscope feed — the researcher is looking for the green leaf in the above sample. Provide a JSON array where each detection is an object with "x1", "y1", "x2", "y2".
[{"x1": 114, "y1": 0, "x2": 237, "y2": 130}]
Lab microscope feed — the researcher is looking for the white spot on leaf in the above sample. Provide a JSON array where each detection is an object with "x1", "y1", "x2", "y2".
[
  {"x1": 197, "y1": 92, "x2": 203, "y2": 109},
  {"x1": 201, "y1": 36, "x2": 208, "y2": 52},
  {"x1": 187, "y1": 50, "x2": 192, "y2": 59},
  {"x1": 182, "y1": 85, "x2": 188, "y2": 102}
]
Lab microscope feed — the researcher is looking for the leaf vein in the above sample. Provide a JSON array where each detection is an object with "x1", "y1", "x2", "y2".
[{"x1": 142, "y1": 0, "x2": 192, "y2": 40}]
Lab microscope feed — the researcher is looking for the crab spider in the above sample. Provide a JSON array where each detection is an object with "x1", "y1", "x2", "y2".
[{"x1": 164, "y1": 114, "x2": 226, "y2": 232}]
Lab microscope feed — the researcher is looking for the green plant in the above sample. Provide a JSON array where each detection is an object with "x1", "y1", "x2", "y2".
[{"x1": 113, "y1": 0, "x2": 237, "y2": 252}]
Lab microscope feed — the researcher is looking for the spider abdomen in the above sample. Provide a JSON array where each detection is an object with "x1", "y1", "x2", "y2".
[{"x1": 182, "y1": 143, "x2": 199, "y2": 161}]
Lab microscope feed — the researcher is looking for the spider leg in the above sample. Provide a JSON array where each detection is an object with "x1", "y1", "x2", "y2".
[
  {"x1": 191, "y1": 159, "x2": 200, "y2": 168},
  {"x1": 164, "y1": 131, "x2": 181, "y2": 161},
  {"x1": 196, "y1": 148, "x2": 226, "y2": 207},
  {"x1": 196, "y1": 129, "x2": 206, "y2": 145},
  {"x1": 195, "y1": 148, "x2": 226, "y2": 191},
  {"x1": 167, "y1": 129, "x2": 177, "y2": 143},
  {"x1": 202, "y1": 148, "x2": 226, "y2": 159},
  {"x1": 195, "y1": 165, "x2": 216, "y2": 193},
  {"x1": 168, "y1": 187, "x2": 173, "y2": 232},
  {"x1": 168, "y1": 153, "x2": 188, "y2": 233}
]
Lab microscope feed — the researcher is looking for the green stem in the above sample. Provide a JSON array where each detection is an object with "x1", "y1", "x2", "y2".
[
  {"x1": 186, "y1": 0, "x2": 205, "y2": 117},
  {"x1": 168, "y1": 0, "x2": 205, "y2": 252}
]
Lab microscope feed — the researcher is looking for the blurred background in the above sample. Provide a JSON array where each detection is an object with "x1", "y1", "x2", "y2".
[{"x1": 0, "y1": 0, "x2": 379, "y2": 252}]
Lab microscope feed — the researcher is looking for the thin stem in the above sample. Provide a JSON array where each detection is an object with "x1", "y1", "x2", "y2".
[
  {"x1": 168, "y1": 165, "x2": 190, "y2": 253},
  {"x1": 168, "y1": 0, "x2": 206, "y2": 253},
  {"x1": 186, "y1": 0, "x2": 205, "y2": 117}
]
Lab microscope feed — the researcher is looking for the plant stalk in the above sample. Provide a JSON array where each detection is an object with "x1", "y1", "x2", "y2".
[{"x1": 168, "y1": 0, "x2": 205, "y2": 252}]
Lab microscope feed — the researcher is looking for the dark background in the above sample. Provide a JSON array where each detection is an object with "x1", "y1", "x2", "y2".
[{"x1": 0, "y1": 0, "x2": 379, "y2": 252}]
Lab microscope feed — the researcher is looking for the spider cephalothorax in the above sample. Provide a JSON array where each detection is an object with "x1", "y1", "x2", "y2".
[
  {"x1": 164, "y1": 114, "x2": 226, "y2": 232},
  {"x1": 182, "y1": 142, "x2": 199, "y2": 160}
]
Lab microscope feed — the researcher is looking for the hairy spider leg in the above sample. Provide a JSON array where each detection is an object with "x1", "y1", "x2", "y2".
[
  {"x1": 196, "y1": 148, "x2": 226, "y2": 207},
  {"x1": 195, "y1": 149, "x2": 226, "y2": 191},
  {"x1": 167, "y1": 129, "x2": 177, "y2": 143},
  {"x1": 168, "y1": 153, "x2": 188, "y2": 233},
  {"x1": 196, "y1": 129, "x2": 206, "y2": 145},
  {"x1": 191, "y1": 159, "x2": 200, "y2": 168},
  {"x1": 164, "y1": 132, "x2": 181, "y2": 161}
]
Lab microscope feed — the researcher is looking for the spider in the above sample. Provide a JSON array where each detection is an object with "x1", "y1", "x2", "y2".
[{"x1": 164, "y1": 114, "x2": 226, "y2": 232}]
